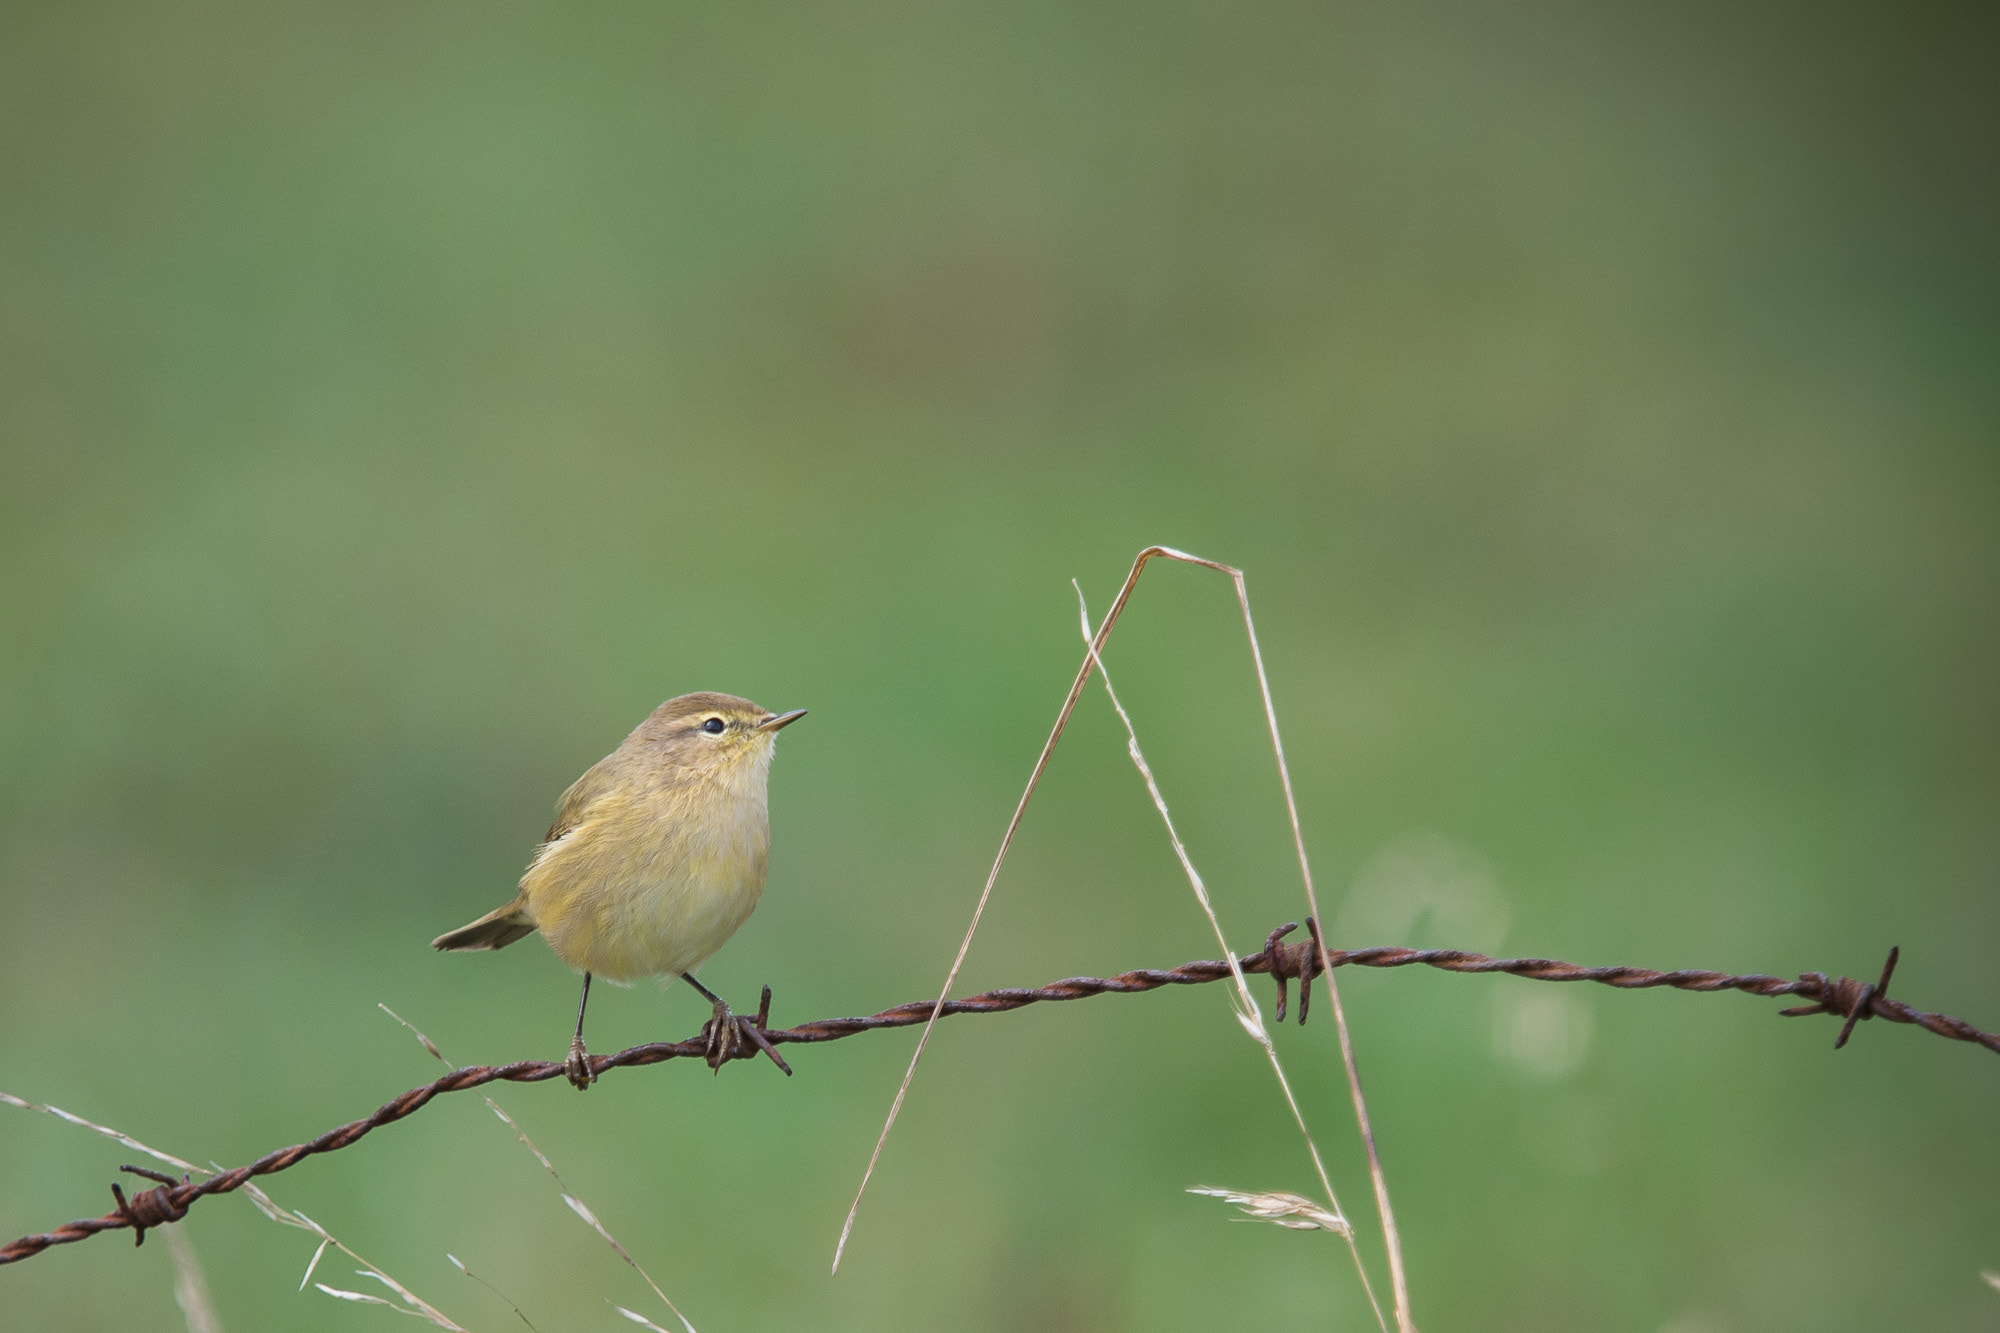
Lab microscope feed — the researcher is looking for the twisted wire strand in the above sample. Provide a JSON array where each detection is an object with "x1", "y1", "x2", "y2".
[{"x1": 3, "y1": 926, "x2": 1991, "y2": 1267}]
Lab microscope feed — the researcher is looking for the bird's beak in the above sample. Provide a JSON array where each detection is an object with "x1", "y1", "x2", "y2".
[{"x1": 757, "y1": 708, "x2": 808, "y2": 732}]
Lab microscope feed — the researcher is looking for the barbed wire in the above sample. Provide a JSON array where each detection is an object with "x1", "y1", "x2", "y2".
[{"x1": 3, "y1": 919, "x2": 1991, "y2": 1268}]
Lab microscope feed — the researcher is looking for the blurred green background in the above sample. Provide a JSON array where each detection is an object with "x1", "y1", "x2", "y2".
[{"x1": 1, "y1": 2, "x2": 1995, "y2": 1330}]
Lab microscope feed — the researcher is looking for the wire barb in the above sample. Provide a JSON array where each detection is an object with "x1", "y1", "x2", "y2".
[
  {"x1": 1264, "y1": 920, "x2": 1324, "y2": 1025},
  {"x1": 2, "y1": 927, "x2": 1991, "y2": 1269},
  {"x1": 107, "y1": 1166, "x2": 190, "y2": 1248},
  {"x1": 1780, "y1": 945, "x2": 1901, "y2": 1049}
]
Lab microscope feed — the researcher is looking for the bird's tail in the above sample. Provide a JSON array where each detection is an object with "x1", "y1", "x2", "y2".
[{"x1": 432, "y1": 895, "x2": 536, "y2": 951}]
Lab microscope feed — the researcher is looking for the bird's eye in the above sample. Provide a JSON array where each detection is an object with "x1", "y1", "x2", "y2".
[{"x1": 701, "y1": 717, "x2": 726, "y2": 735}]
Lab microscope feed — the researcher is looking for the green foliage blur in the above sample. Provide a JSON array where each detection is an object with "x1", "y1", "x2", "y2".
[{"x1": 2, "y1": 3, "x2": 1995, "y2": 1330}]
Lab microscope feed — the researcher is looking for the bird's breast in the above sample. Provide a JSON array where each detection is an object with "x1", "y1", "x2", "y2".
[{"x1": 525, "y1": 783, "x2": 771, "y2": 982}]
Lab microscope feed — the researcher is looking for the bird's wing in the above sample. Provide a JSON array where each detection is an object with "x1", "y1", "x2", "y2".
[{"x1": 545, "y1": 755, "x2": 617, "y2": 845}]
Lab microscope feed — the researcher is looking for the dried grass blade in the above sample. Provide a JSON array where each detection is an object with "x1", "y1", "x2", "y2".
[
  {"x1": 299, "y1": 1236, "x2": 334, "y2": 1291},
  {"x1": 313, "y1": 1282, "x2": 434, "y2": 1317}
]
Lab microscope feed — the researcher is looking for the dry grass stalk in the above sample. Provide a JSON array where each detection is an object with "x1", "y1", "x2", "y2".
[
  {"x1": 833, "y1": 546, "x2": 1414, "y2": 1331},
  {"x1": 0, "y1": 1090, "x2": 206, "y2": 1176},
  {"x1": 447, "y1": 1253, "x2": 539, "y2": 1330},
  {"x1": 1076, "y1": 581, "x2": 1385, "y2": 1331},
  {"x1": 379, "y1": 1005, "x2": 698, "y2": 1333},
  {"x1": 830, "y1": 550, "x2": 1149, "y2": 1272},
  {"x1": 163, "y1": 1221, "x2": 225, "y2": 1333},
  {"x1": 1197, "y1": 551, "x2": 1418, "y2": 1333},
  {"x1": 240, "y1": 1181, "x2": 466, "y2": 1330},
  {"x1": 2, "y1": 1087, "x2": 460, "y2": 1328}
]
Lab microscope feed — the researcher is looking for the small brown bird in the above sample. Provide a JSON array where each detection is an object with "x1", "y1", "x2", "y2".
[{"x1": 433, "y1": 692, "x2": 806, "y2": 1088}]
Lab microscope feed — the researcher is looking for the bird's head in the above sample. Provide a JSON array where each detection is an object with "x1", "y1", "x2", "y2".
[{"x1": 641, "y1": 692, "x2": 807, "y2": 781}]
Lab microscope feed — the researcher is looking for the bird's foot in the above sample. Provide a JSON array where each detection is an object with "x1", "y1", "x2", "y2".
[
  {"x1": 565, "y1": 1035, "x2": 596, "y2": 1090},
  {"x1": 699, "y1": 985, "x2": 792, "y2": 1076}
]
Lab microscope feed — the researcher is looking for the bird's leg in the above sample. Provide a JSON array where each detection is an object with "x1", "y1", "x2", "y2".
[
  {"x1": 681, "y1": 973, "x2": 791, "y2": 1076},
  {"x1": 565, "y1": 972, "x2": 596, "y2": 1090}
]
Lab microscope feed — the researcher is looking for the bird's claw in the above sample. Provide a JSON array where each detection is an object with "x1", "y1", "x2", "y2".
[
  {"x1": 565, "y1": 1036, "x2": 595, "y2": 1090},
  {"x1": 699, "y1": 985, "x2": 792, "y2": 1076}
]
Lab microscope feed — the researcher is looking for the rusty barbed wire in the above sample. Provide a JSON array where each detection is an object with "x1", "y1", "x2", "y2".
[{"x1": 3, "y1": 919, "x2": 1992, "y2": 1267}]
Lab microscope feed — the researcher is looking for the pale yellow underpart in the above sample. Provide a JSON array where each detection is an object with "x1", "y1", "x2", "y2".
[{"x1": 527, "y1": 737, "x2": 774, "y2": 983}]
